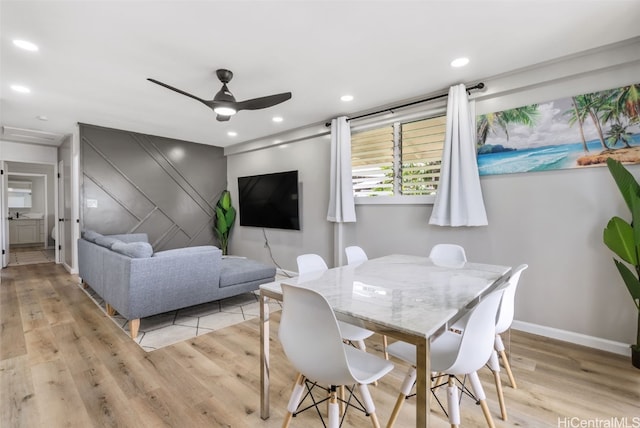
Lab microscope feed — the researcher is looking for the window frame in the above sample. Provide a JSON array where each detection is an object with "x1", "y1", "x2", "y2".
[{"x1": 351, "y1": 112, "x2": 446, "y2": 206}]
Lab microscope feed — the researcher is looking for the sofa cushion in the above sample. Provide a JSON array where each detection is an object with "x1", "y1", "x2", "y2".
[
  {"x1": 82, "y1": 230, "x2": 103, "y2": 243},
  {"x1": 153, "y1": 245, "x2": 219, "y2": 258},
  {"x1": 95, "y1": 235, "x2": 123, "y2": 249},
  {"x1": 111, "y1": 241, "x2": 154, "y2": 258},
  {"x1": 219, "y1": 258, "x2": 276, "y2": 288}
]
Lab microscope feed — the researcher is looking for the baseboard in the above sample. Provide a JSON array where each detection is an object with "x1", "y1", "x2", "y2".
[{"x1": 511, "y1": 320, "x2": 632, "y2": 357}]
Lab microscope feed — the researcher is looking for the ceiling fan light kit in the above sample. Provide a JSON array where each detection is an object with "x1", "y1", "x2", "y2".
[{"x1": 147, "y1": 69, "x2": 291, "y2": 122}]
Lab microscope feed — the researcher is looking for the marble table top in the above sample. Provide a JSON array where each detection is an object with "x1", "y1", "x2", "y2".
[{"x1": 261, "y1": 254, "x2": 511, "y2": 339}]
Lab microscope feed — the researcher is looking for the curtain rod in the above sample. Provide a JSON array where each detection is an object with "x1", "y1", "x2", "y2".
[{"x1": 324, "y1": 82, "x2": 485, "y2": 127}]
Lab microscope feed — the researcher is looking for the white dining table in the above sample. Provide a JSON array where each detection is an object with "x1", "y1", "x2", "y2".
[{"x1": 259, "y1": 254, "x2": 511, "y2": 427}]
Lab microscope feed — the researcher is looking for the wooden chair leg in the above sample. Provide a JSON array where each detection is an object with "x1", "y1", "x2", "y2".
[
  {"x1": 105, "y1": 303, "x2": 116, "y2": 316},
  {"x1": 387, "y1": 366, "x2": 416, "y2": 428},
  {"x1": 129, "y1": 318, "x2": 140, "y2": 339},
  {"x1": 499, "y1": 349, "x2": 517, "y2": 389},
  {"x1": 283, "y1": 373, "x2": 305, "y2": 428},
  {"x1": 492, "y1": 369, "x2": 507, "y2": 420},
  {"x1": 468, "y1": 372, "x2": 495, "y2": 428},
  {"x1": 387, "y1": 393, "x2": 405, "y2": 428},
  {"x1": 382, "y1": 335, "x2": 389, "y2": 360}
]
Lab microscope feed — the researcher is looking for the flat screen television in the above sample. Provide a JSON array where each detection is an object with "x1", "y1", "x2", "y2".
[{"x1": 237, "y1": 170, "x2": 300, "y2": 230}]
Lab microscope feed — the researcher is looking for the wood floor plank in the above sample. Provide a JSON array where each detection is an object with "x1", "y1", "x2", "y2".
[
  {"x1": 2, "y1": 262, "x2": 639, "y2": 428},
  {"x1": 0, "y1": 355, "x2": 40, "y2": 428},
  {"x1": 30, "y1": 359, "x2": 95, "y2": 428},
  {"x1": 0, "y1": 272, "x2": 27, "y2": 360}
]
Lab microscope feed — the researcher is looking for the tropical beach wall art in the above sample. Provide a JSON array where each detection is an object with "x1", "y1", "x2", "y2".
[{"x1": 476, "y1": 83, "x2": 640, "y2": 176}]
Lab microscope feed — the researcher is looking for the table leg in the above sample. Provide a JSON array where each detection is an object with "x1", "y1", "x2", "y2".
[
  {"x1": 415, "y1": 338, "x2": 430, "y2": 428},
  {"x1": 260, "y1": 290, "x2": 270, "y2": 420}
]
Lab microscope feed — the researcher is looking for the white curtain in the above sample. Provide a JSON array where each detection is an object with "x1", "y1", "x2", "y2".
[
  {"x1": 327, "y1": 116, "x2": 356, "y2": 223},
  {"x1": 429, "y1": 84, "x2": 488, "y2": 226}
]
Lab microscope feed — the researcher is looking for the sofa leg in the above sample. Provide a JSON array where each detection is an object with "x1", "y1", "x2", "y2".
[
  {"x1": 105, "y1": 303, "x2": 116, "y2": 316},
  {"x1": 129, "y1": 319, "x2": 140, "y2": 339}
]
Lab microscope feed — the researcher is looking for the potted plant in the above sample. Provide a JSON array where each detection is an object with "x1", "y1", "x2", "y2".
[
  {"x1": 603, "y1": 158, "x2": 640, "y2": 369},
  {"x1": 214, "y1": 190, "x2": 236, "y2": 255}
]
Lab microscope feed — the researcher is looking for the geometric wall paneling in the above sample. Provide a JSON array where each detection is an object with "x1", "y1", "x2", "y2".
[{"x1": 80, "y1": 123, "x2": 227, "y2": 251}]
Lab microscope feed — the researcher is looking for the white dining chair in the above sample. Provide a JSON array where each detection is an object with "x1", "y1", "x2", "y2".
[
  {"x1": 345, "y1": 245, "x2": 368, "y2": 266},
  {"x1": 296, "y1": 254, "x2": 374, "y2": 351},
  {"x1": 279, "y1": 283, "x2": 394, "y2": 428},
  {"x1": 429, "y1": 243, "x2": 467, "y2": 266},
  {"x1": 484, "y1": 263, "x2": 528, "y2": 421},
  {"x1": 386, "y1": 284, "x2": 508, "y2": 428}
]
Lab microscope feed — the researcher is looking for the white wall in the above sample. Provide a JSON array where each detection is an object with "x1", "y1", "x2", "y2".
[{"x1": 227, "y1": 38, "x2": 640, "y2": 352}]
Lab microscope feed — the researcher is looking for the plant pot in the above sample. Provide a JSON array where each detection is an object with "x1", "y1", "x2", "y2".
[{"x1": 632, "y1": 348, "x2": 640, "y2": 369}]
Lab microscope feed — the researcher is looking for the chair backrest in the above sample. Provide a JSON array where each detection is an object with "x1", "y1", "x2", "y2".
[
  {"x1": 296, "y1": 253, "x2": 329, "y2": 275},
  {"x1": 444, "y1": 285, "x2": 506, "y2": 375},
  {"x1": 278, "y1": 283, "x2": 354, "y2": 385},
  {"x1": 345, "y1": 246, "x2": 368, "y2": 266},
  {"x1": 495, "y1": 264, "x2": 528, "y2": 334},
  {"x1": 429, "y1": 244, "x2": 467, "y2": 266}
]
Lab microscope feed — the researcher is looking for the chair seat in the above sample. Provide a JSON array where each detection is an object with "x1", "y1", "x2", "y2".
[
  {"x1": 339, "y1": 321, "x2": 374, "y2": 341},
  {"x1": 344, "y1": 344, "x2": 394, "y2": 384},
  {"x1": 387, "y1": 330, "x2": 460, "y2": 372}
]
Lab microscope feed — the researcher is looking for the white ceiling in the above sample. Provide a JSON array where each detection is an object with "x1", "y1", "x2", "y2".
[{"x1": 2, "y1": 1, "x2": 640, "y2": 148}]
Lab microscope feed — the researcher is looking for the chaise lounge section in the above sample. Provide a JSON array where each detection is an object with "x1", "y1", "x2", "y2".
[{"x1": 78, "y1": 231, "x2": 276, "y2": 338}]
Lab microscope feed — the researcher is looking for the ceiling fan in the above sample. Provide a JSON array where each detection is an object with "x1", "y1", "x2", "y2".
[{"x1": 147, "y1": 69, "x2": 292, "y2": 121}]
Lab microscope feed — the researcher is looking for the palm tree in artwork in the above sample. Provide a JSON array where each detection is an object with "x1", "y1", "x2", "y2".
[
  {"x1": 599, "y1": 85, "x2": 640, "y2": 148},
  {"x1": 567, "y1": 96, "x2": 590, "y2": 152},
  {"x1": 476, "y1": 105, "x2": 539, "y2": 147},
  {"x1": 565, "y1": 93, "x2": 609, "y2": 150}
]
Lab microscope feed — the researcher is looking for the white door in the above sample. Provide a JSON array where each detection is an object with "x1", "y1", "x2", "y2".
[
  {"x1": 57, "y1": 160, "x2": 65, "y2": 265},
  {"x1": 1, "y1": 162, "x2": 8, "y2": 267}
]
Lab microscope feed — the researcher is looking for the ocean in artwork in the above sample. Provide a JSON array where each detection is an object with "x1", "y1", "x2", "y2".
[{"x1": 477, "y1": 134, "x2": 640, "y2": 176}]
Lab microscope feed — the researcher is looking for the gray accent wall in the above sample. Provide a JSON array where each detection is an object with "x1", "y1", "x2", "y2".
[{"x1": 80, "y1": 124, "x2": 226, "y2": 251}]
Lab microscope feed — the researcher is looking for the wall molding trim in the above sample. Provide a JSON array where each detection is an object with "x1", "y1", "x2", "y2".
[{"x1": 512, "y1": 320, "x2": 632, "y2": 357}]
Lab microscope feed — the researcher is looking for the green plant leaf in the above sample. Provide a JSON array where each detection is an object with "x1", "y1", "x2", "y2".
[
  {"x1": 604, "y1": 216, "x2": 637, "y2": 265},
  {"x1": 215, "y1": 206, "x2": 228, "y2": 234},
  {"x1": 631, "y1": 187, "x2": 640, "y2": 267},
  {"x1": 220, "y1": 190, "x2": 232, "y2": 210},
  {"x1": 225, "y1": 206, "x2": 236, "y2": 226},
  {"x1": 606, "y1": 158, "x2": 640, "y2": 213},
  {"x1": 613, "y1": 260, "x2": 640, "y2": 310}
]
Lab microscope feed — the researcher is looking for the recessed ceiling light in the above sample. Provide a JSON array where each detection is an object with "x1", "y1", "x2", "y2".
[
  {"x1": 13, "y1": 39, "x2": 39, "y2": 52},
  {"x1": 450, "y1": 57, "x2": 470, "y2": 68},
  {"x1": 11, "y1": 84, "x2": 31, "y2": 93},
  {"x1": 227, "y1": 131, "x2": 237, "y2": 137},
  {"x1": 272, "y1": 116, "x2": 283, "y2": 123},
  {"x1": 36, "y1": 115, "x2": 48, "y2": 121},
  {"x1": 341, "y1": 95, "x2": 354, "y2": 102}
]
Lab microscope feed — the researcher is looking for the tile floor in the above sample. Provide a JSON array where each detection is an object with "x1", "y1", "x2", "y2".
[
  {"x1": 8, "y1": 246, "x2": 55, "y2": 266},
  {"x1": 82, "y1": 278, "x2": 285, "y2": 352}
]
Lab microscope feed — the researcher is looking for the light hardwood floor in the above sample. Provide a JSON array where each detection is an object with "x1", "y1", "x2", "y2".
[{"x1": 1, "y1": 263, "x2": 639, "y2": 427}]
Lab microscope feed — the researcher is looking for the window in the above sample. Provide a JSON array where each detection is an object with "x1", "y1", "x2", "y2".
[{"x1": 351, "y1": 115, "x2": 446, "y2": 202}]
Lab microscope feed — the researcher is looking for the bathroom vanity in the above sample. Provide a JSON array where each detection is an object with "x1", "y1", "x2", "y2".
[{"x1": 9, "y1": 218, "x2": 45, "y2": 245}]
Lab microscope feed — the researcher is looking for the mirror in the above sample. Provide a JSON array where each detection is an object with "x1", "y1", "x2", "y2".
[{"x1": 8, "y1": 181, "x2": 32, "y2": 208}]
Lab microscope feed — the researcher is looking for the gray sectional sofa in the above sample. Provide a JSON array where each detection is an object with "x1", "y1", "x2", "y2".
[{"x1": 78, "y1": 231, "x2": 276, "y2": 338}]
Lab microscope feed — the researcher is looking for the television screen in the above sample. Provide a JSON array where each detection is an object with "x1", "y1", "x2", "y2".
[{"x1": 237, "y1": 170, "x2": 300, "y2": 230}]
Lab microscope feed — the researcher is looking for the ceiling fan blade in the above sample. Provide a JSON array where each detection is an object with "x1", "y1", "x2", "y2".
[
  {"x1": 147, "y1": 78, "x2": 210, "y2": 105},
  {"x1": 235, "y1": 92, "x2": 292, "y2": 111},
  {"x1": 216, "y1": 114, "x2": 231, "y2": 122}
]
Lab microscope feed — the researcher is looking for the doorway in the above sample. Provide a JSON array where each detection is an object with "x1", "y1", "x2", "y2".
[{"x1": 4, "y1": 164, "x2": 56, "y2": 267}]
